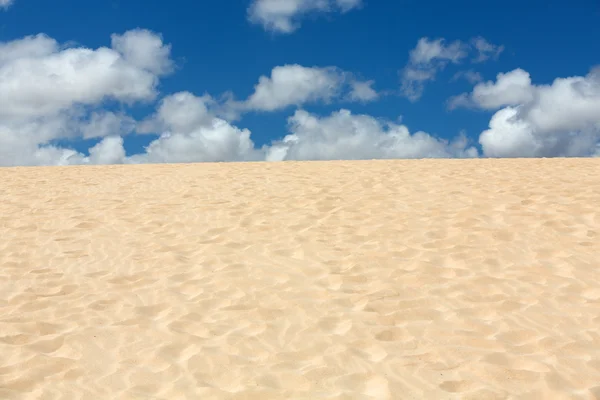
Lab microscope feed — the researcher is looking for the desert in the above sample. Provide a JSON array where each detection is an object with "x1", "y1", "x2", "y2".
[{"x1": 1, "y1": 158, "x2": 599, "y2": 399}]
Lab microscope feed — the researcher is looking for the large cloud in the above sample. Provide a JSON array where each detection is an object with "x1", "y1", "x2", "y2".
[
  {"x1": 3, "y1": 25, "x2": 597, "y2": 166},
  {"x1": 0, "y1": 87, "x2": 480, "y2": 166},
  {"x1": 131, "y1": 90, "x2": 478, "y2": 164},
  {"x1": 452, "y1": 67, "x2": 600, "y2": 157},
  {"x1": 129, "y1": 92, "x2": 263, "y2": 164},
  {"x1": 0, "y1": 30, "x2": 170, "y2": 120},
  {"x1": 248, "y1": 0, "x2": 362, "y2": 33},
  {"x1": 0, "y1": 29, "x2": 173, "y2": 166},
  {"x1": 2, "y1": 28, "x2": 473, "y2": 167},
  {"x1": 265, "y1": 109, "x2": 479, "y2": 161},
  {"x1": 86, "y1": 93, "x2": 478, "y2": 165}
]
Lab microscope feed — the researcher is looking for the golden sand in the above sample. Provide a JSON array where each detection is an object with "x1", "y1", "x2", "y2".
[{"x1": 1, "y1": 159, "x2": 599, "y2": 399}]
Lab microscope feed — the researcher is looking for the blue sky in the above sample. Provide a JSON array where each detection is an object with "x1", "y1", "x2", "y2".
[{"x1": 0, "y1": 0, "x2": 599, "y2": 165}]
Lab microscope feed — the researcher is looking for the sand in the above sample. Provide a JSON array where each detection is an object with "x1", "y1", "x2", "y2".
[{"x1": 0, "y1": 158, "x2": 599, "y2": 400}]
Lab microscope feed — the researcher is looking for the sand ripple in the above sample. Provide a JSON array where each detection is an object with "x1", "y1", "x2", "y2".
[{"x1": 1, "y1": 159, "x2": 599, "y2": 399}]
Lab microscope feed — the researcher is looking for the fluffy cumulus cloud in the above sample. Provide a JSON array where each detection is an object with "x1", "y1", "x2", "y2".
[
  {"x1": 0, "y1": 29, "x2": 173, "y2": 166},
  {"x1": 110, "y1": 30, "x2": 173, "y2": 75},
  {"x1": 129, "y1": 92, "x2": 262, "y2": 164},
  {"x1": 138, "y1": 91, "x2": 216, "y2": 134},
  {"x1": 401, "y1": 36, "x2": 503, "y2": 101},
  {"x1": 244, "y1": 65, "x2": 345, "y2": 111},
  {"x1": 452, "y1": 67, "x2": 600, "y2": 157},
  {"x1": 448, "y1": 69, "x2": 535, "y2": 110},
  {"x1": 0, "y1": 82, "x2": 480, "y2": 166},
  {"x1": 265, "y1": 109, "x2": 479, "y2": 161},
  {"x1": 124, "y1": 94, "x2": 478, "y2": 164},
  {"x1": 87, "y1": 136, "x2": 127, "y2": 165},
  {"x1": 2, "y1": 23, "x2": 597, "y2": 166},
  {"x1": 248, "y1": 0, "x2": 362, "y2": 33},
  {"x1": 227, "y1": 64, "x2": 379, "y2": 114},
  {"x1": 0, "y1": 0, "x2": 13, "y2": 9},
  {"x1": 1, "y1": 28, "x2": 474, "y2": 167}
]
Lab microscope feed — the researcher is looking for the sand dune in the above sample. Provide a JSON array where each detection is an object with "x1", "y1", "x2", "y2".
[{"x1": 1, "y1": 158, "x2": 599, "y2": 399}]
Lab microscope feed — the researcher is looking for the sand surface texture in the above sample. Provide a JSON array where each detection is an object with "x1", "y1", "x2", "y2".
[{"x1": 1, "y1": 159, "x2": 599, "y2": 399}]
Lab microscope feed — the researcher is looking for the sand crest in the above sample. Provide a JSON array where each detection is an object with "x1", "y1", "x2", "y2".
[{"x1": 1, "y1": 158, "x2": 599, "y2": 399}]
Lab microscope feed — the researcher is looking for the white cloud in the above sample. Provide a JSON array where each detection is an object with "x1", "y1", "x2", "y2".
[
  {"x1": 0, "y1": 0, "x2": 13, "y2": 9},
  {"x1": 347, "y1": 80, "x2": 379, "y2": 102},
  {"x1": 0, "y1": 84, "x2": 480, "y2": 166},
  {"x1": 88, "y1": 136, "x2": 127, "y2": 165},
  {"x1": 473, "y1": 67, "x2": 600, "y2": 157},
  {"x1": 265, "y1": 109, "x2": 479, "y2": 161},
  {"x1": 409, "y1": 37, "x2": 468, "y2": 65},
  {"x1": 138, "y1": 91, "x2": 216, "y2": 134},
  {"x1": 81, "y1": 112, "x2": 136, "y2": 139},
  {"x1": 471, "y1": 37, "x2": 504, "y2": 63},
  {"x1": 245, "y1": 64, "x2": 344, "y2": 111},
  {"x1": 248, "y1": 0, "x2": 362, "y2": 33},
  {"x1": 400, "y1": 37, "x2": 469, "y2": 101},
  {"x1": 401, "y1": 36, "x2": 503, "y2": 101},
  {"x1": 400, "y1": 67, "x2": 437, "y2": 98},
  {"x1": 131, "y1": 94, "x2": 478, "y2": 164},
  {"x1": 129, "y1": 91, "x2": 262, "y2": 163},
  {"x1": 110, "y1": 29, "x2": 173, "y2": 75},
  {"x1": 232, "y1": 64, "x2": 378, "y2": 113},
  {"x1": 0, "y1": 29, "x2": 173, "y2": 166},
  {"x1": 3, "y1": 25, "x2": 597, "y2": 167},
  {"x1": 0, "y1": 34, "x2": 57, "y2": 64},
  {"x1": 129, "y1": 119, "x2": 261, "y2": 164},
  {"x1": 472, "y1": 69, "x2": 534, "y2": 109},
  {"x1": 448, "y1": 69, "x2": 534, "y2": 110},
  {"x1": 523, "y1": 67, "x2": 600, "y2": 134},
  {"x1": 0, "y1": 30, "x2": 395, "y2": 168},
  {"x1": 0, "y1": 30, "x2": 171, "y2": 121}
]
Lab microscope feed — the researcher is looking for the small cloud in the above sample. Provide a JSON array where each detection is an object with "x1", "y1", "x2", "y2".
[
  {"x1": 409, "y1": 37, "x2": 468, "y2": 65},
  {"x1": 233, "y1": 64, "x2": 379, "y2": 113},
  {"x1": 244, "y1": 65, "x2": 345, "y2": 111},
  {"x1": 0, "y1": 0, "x2": 14, "y2": 10},
  {"x1": 347, "y1": 80, "x2": 379, "y2": 102},
  {"x1": 400, "y1": 37, "x2": 469, "y2": 101},
  {"x1": 471, "y1": 37, "x2": 504, "y2": 63},
  {"x1": 400, "y1": 36, "x2": 504, "y2": 101},
  {"x1": 248, "y1": 0, "x2": 362, "y2": 34}
]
